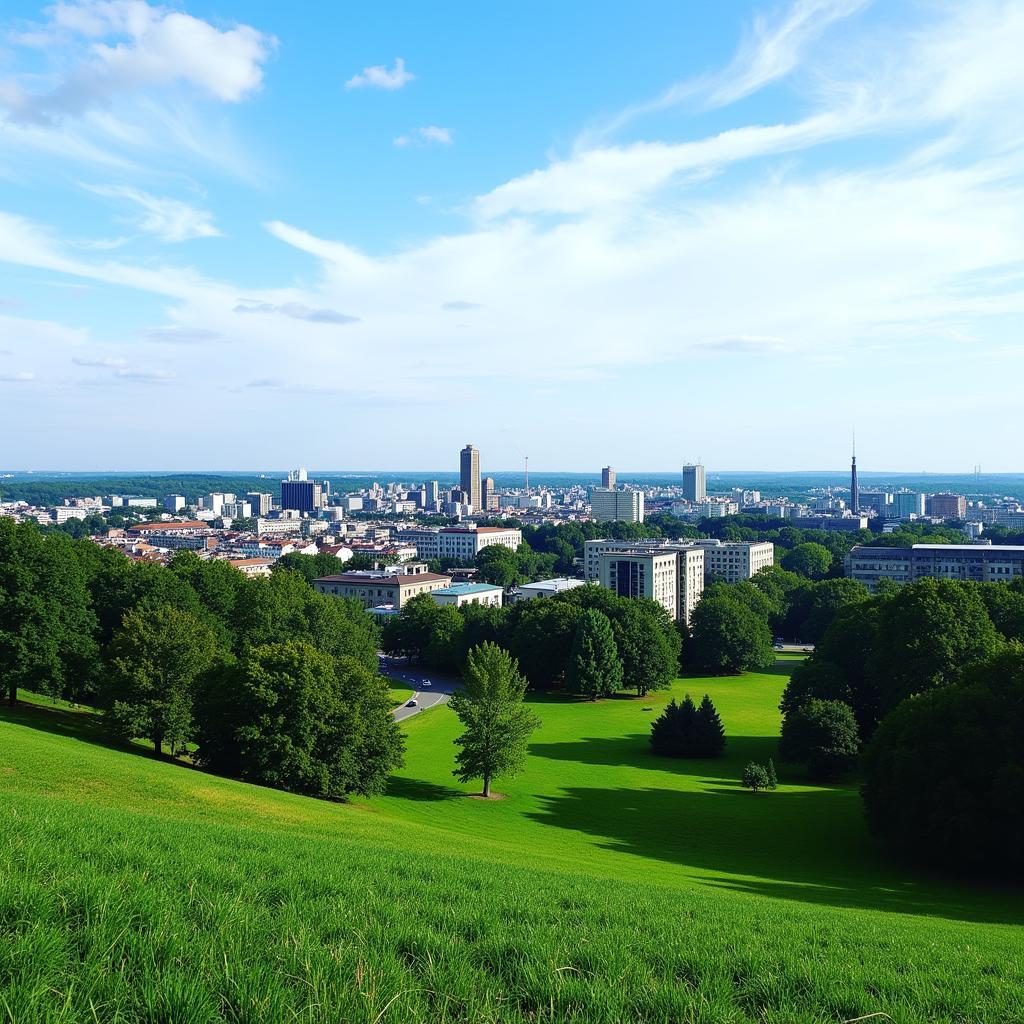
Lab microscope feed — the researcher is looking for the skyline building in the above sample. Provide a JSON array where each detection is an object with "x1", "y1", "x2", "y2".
[
  {"x1": 682, "y1": 464, "x2": 706, "y2": 502},
  {"x1": 591, "y1": 487, "x2": 645, "y2": 523},
  {"x1": 460, "y1": 443, "x2": 481, "y2": 512},
  {"x1": 601, "y1": 466, "x2": 616, "y2": 489}
]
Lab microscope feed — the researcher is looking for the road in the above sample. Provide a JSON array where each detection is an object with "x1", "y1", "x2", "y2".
[{"x1": 380, "y1": 657, "x2": 460, "y2": 722}]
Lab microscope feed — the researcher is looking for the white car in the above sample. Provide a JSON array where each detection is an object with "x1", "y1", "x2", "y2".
[{"x1": 406, "y1": 699, "x2": 418, "y2": 707}]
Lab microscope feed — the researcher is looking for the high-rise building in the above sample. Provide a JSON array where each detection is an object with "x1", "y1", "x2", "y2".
[
  {"x1": 427, "y1": 480, "x2": 439, "y2": 504},
  {"x1": 482, "y1": 476, "x2": 499, "y2": 511},
  {"x1": 245, "y1": 492, "x2": 274, "y2": 516},
  {"x1": 892, "y1": 491, "x2": 925, "y2": 518},
  {"x1": 163, "y1": 494, "x2": 185, "y2": 512},
  {"x1": 591, "y1": 487, "x2": 645, "y2": 523},
  {"x1": 460, "y1": 444, "x2": 481, "y2": 512},
  {"x1": 601, "y1": 466, "x2": 616, "y2": 489},
  {"x1": 682, "y1": 464, "x2": 706, "y2": 502},
  {"x1": 281, "y1": 469, "x2": 322, "y2": 513}
]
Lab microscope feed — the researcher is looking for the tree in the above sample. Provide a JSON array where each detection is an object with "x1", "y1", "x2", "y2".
[
  {"x1": 449, "y1": 642, "x2": 540, "y2": 797},
  {"x1": 506, "y1": 599, "x2": 582, "y2": 689},
  {"x1": 103, "y1": 603, "x2": 220, "y2": 755},
  {"x1": 766, "y1": 758, "x2": 778, "y2": 789},
  {"x1": 0, "y1": 520, "x2": 98, "y2": 706},
  {"x1": 195, "y1": 640, "x2": 403, "y2": 797},
  {"x1": 742, "y1": 762, "x2": 771, "y2": 792},
  {"x1": 867, "y1": 578, "x2": 1002, "y2": 714},
  {"x1": 779, "y1": 698, "x2": 860, "y2": 779},
  {"x1": 566, "y1": 609, "x2": 623, "y2": 699},
  {"x1": 649, "y1": 693, "x2": 725, "y2": 758},
  {"x1": 687, "y1": 593, "x2": 774, "y2": 674},
  {"x1": 781, "y1": 542, "x2": 833, "y2": 580},
  {"x1": 694, "y1": 693, "x2": 726, "y2": 757},
  {"x1": 861, "y1": 649, "x2": 1024, "y2": 876},
  {"x1": 613, "y1": 599, "x2": 680, "y2": 696},
  {"x1": 793, "y1": 577, "x2": 868, "y2": 643}
]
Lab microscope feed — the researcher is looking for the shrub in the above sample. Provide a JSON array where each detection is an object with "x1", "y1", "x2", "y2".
[{"x1": 649, "y1": 694, "x2": 726, "y2": 758}]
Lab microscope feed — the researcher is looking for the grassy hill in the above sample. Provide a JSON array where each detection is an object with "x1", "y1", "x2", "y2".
[{"x1": 2, "y1": 665, "x2": 1022, "y2": 1023}]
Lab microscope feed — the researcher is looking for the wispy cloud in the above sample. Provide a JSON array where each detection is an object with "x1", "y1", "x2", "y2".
[
  {"x1": 233, "y1": 301, "x2": 359, "y2": 324},
  {"x1": 442, "y1": 300, "x2": 482, "y2": 311},
  {"x1": 0, "y1": 371, "x2": 35, "y2": 382},
  {"x1": 84, "y1": 185, "x2": 220, "y2": 242},
  {"x1": 395, "y1": 126, "x2": 453, "y2": 147},
  {"x1": 141, "y1": 326, "x2": 223, "y2": 344},
  {"x1": 345, "y1": 58, "x2": 414, "y2": 91},
  {"x1": 72, "y1": 355, "x2": 127, "y2": 367}
]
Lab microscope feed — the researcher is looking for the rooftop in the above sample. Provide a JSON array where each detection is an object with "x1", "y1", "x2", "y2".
[
  {"x1": 128, "y1": 520, "x2": 208, "y2": 532},
  {"x1": 433, "y1": 582, "x2": 504, "y2": 596},
  {"x1": 315, "y1": 572, "x2": 451, "y2": 585}
]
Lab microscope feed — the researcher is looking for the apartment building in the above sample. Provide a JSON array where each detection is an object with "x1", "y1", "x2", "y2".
[
  {"x1": 845, "y1": 544, "x2": 1024, "y2": 592},
  {"x1": 394, "y1": 525, "x2": 522, "y2": 561},
  {"x1": 694, "y1": 539, "x2": 775, "y2": 582},
  {"x1": 430, "y1": 582, "x2": 504, "y2": 608},
  {"x1": 595, "y1": 546, "x2": 704, "y2": 624},
  {"x1": 590, "y1": 487, "x2": 645, "y2": 523}
]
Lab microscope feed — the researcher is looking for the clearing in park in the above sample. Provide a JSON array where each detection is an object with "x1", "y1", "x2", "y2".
[{"x1": 2, "y1": 661, "x2": 1022, "y2": 1022}]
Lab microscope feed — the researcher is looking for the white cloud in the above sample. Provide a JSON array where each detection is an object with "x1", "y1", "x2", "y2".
[
  {"x1": 2, "y1": 1, "x2": 275, "y2": 124},
  {"x1": 345, "y1": 57, "x2": 414, "y2": 91},
  {"x1": 395, "y1": 125, "x2": 453, "y2": 147},
  {"x1": 84, "y1": 184, "x2": 220, "y2": 242},
  {"x1": 233, "y1": 301, "x2": 359, "y2": 324},
  {"x1": 0, "y1": 371, "x2": 35, "y2": 382},
  {"x1": 141, "y1": 326, "x2": 223, "y2": 344},
  {"x1": 72, "y1": 355, "x2": 127, "y2": 367}
]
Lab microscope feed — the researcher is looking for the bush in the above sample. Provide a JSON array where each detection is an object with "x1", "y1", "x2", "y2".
[
  {"x1": 779, "y1": 698, "x2": 859, "y2": 779},
  {"x1": 861, "y1": 650, "x2": 1024, "y2": 875},
  {"x1": 741, "y1": 762, "x2": 772, "y2": 792}
]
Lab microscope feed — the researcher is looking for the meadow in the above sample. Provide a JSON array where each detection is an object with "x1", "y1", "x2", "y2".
[{"x1": 2, "y1": 663, "x2": 1022, "y2": 1023}]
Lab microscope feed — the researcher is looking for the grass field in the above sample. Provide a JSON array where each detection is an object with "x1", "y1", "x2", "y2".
[{"x1": 2, "y1": 662, "x2": 1022, "y2": 1023}]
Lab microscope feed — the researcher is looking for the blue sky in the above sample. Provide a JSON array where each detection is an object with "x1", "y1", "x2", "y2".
[{"x1": 1, "y1": 0, "x2": 1023, "y2": 472}]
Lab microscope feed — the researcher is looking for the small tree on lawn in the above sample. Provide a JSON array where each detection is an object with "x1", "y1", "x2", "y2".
[
  {"x1": 650, "y1": 696, "x2": 695, "y2": 756},
  {"x1": 566, "y1": 608, "x2": 623, "y2": 699},
  {"x1": 766, "y1": 758, "x2": 778, "y2": 789},
  {"x1": 742, "y1": 761, "x2": 771, "y2": 792},
  {"x1": 450, "y1": 642, "x2": 541, "y2": 798}
]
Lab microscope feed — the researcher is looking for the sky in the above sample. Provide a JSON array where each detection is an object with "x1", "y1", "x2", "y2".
[{"x1": 0, "y1": 0, "x2": 1023, "y2": 473}]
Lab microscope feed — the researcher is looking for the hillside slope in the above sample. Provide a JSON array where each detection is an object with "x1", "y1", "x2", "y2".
[{"x1": 2, "y1": 672, "x2": 1022, "y2": 1023}]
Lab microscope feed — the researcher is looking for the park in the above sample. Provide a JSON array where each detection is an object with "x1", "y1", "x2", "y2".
[{"x1": 2, "y1": 655, "x2": 1022, "y2": 1023}]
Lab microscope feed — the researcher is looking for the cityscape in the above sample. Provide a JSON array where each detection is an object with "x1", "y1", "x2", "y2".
[{"x1": 2, "y1": 2, "x2": 1023, "y2": 1022}]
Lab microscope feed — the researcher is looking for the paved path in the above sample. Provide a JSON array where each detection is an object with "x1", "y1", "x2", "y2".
[{"x1": 381, "y1": 658, "x2": 460, "y2": 722}]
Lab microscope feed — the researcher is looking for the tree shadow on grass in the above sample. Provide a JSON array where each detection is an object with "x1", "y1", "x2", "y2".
[
  {"x1": 385, "y1": 776, "x2": 463, "y2": 802},
  {"x1": 525, "y1": 783, "x2": 1024, "y2": 925},
  {"x1": 530, "y1": 733, "x2": 782, "y2": 776}
]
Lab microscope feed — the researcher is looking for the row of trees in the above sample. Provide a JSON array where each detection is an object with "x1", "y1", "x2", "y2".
[
  {"x1": 382, "y1": 586, "x2": 681, "y2": 698},
  {"x1": 649, "y1": 695, "x2": 725, "y2": 758},
  {"x1": 776, "y1": 575, "x2": 1024, "y2": 873},
  {"x1": 0, "y1": 519, "x2": 403, "y2": 798}
]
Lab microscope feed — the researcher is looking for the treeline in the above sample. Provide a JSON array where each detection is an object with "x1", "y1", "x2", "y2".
[
  {"x1": 0, "y1": 519, "x2": 403, "y2": 799},
  {"x1": 382, "y1": 587, "x2": 681, "y2": 698},
  {"x1": 779, "y1": 575, "x2": 1024, "y2": 875}
]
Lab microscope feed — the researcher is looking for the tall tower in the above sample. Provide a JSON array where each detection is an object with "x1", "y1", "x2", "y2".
[
  {"x1": 460, "y1": 443, "x2": 481, "y2": 512},
  {"x1": 601, "y1": 466, "x2": 616, "y2": 489},
  {"x1": 682, "y1": 464, "x2": 706, "y2": 503},
  {"x1": 850, "y1": 434, "x2": 860, "y2": 515}
]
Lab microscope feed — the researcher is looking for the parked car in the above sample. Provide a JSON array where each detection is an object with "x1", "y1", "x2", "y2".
[{"x1": 406, "y1": 699, "x2": 418, "y2": 707}]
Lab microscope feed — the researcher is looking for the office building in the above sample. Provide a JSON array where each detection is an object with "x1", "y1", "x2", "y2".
[
  {"x1": 892, "y1": 491, "x2": 925, "y2": 519},
  {"x1": 163, "y1": 494, "x2": 185, "y2": 512},
  {"x1": 846, "y1": 544, "x2": 1024, "y2": 592},
  {"x1": 682, "y1": 464, "x2": 706, "y2": 502},
  {"x1": 460, "y1": 444, "x2": 481, "y2": 512},
  {"x1": 222, "y1": 501, "x2": 252, "y2": 519},
  {"x1": 313, "y1": 569, "x2": 451, "y2": 609},
  {"x1": 245, "y1": 492, "x2": 274, "y2": 516},
  {"x1": 694, "y1": 500, "x2": 739, "y2": 518},
  {"x1": 601, "y1": 466, "x2": 616, "y2": 489},
  {"x1": 394, "y1": 525, "x2": 522, "y2": 561},
  {"x1": 481, "y1": 476, "x2": 499, "y2": 512},
  {"x1": 281, "y1": 469, "x2": 323, "y2": 513},
  {"x1": 927, "y1": 493, "x2": 967, "y2": 519},
  {"x1": 858, "y1": 491, "x2": 892, "y2": 516},
  {"x1": 591, "y1": 487, "x2": 645, "y2": 523},
  {"x1": 430, "y1": 582, "x2": 504, "y2": 608},
  {"x1": 791, "y1": 515, "x2": 869, "y2": 532}
]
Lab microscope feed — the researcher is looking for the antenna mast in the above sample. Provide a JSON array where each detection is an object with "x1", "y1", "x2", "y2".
[{"x1": 524, "y1": 455, "x2": 529, "y2": 495}]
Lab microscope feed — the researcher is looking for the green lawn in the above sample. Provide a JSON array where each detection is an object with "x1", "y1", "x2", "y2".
[
  {"x1": 387, "y1": 685, "x2": 414, "y2": 708},
  {"x1": 1, "y1": 663, "x2": 1022, "y2": 1023}
]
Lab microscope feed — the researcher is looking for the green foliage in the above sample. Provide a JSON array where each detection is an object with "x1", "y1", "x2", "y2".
[
  {"x1": 506, "y1": 598, "x2": 583, "y2": 689},
  {"x1": 781, "y1": 542, "x2": 833, "y2": 580},
  {"x1": 741, "y1": 761, "x2": 771, "y2": 792},
  {"x1": 649, "y1": 693, "x2": 726, "y2": 758},
  {"x1": 862, "y1": 648, "x2": 1024, "y2": 876},
  {"x1": 779, "y1": 698, "x2": 860, "y2": 779},
  {"x1": 449, "y1": 642, "x2": 540, "y2": 796},
  {"x1": 0, "y1": 519, "x2": 98, "y2": 705},
  {"x1": 474, "y1": 541, "x2": 558, "y2": 587},
  {"x1": 612, "y1": 599, "x2": 681, "y2": 696},
  {"x1": 566, "y1": 609, "x2": 623, "y2": 699},
  {"x1": 272, "y1": 551, "x2": 350, "y2": 582},
  {"x1": 687, "y1": 592, "x2": 775, "y2": 674},
  {"x1": 196, "y1": 640, "x2": 403, "y2": 797},
  {"x1": 103, "y1": 603, "x2": 221, "y2": 755}
]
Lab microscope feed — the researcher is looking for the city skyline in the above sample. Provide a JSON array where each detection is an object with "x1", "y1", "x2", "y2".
[{"x1": 1, "y1": 1, "x2": 1023, "y2": 470}]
